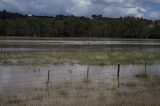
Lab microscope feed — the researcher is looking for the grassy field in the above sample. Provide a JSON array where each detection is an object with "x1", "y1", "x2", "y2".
[{"x1": 0, "y1": 51, "x2": 160, "y2": 65}]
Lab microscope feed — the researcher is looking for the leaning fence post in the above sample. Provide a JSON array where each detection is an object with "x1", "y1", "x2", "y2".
[
  {"x1": 117, "y1": 64, "x2": 120, "y2": 78},
  {"x1": 47, "y1": 70, "x2": 50, "y2": 85}
]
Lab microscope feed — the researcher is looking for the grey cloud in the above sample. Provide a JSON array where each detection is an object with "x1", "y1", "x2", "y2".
[
  {"x1": 92, "y1": 0, "x2": 136, "y2": 8},
  {"x1": 0, "y1": 0, "x2": 159, "y2": 19}
]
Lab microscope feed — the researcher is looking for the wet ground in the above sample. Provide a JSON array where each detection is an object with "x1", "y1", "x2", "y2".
[
  {"x1": 0, "y1": 39, "x2": 160, "y2": 106},
  {"x1": 0, "y1": 63, "x2": 160, "y2": 91},
  {"x1": 1, "y1": 39, "x2": 160, "y2": 52},
  {"x1": 0, "y1": 63, "x2": 160, "y2": 106}
]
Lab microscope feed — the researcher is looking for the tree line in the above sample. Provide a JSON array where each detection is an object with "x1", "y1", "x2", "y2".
[{"x1": 0, "y1": 10, "x2": 160, "y2": 38}]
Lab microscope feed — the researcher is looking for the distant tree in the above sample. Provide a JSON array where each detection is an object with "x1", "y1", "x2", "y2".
[
  {"x1": 0, "y1": 10, "x2": 159, "y2": 38},
  {"x1": 92, "y1": 14, "x2": 102, "y2": 19}
]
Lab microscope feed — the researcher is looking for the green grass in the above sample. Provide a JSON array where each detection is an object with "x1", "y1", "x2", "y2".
[{"x1": 0, "y1": 51, "x2": 160, "y2": 65}]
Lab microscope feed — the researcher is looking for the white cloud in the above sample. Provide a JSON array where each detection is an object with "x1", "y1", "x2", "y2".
[
  {"x1": 148, "y1": 11, "x2": 160, "y2": 19},
  {"x1": 0, "y1": 0, "x2": 159, "y2": 19}
]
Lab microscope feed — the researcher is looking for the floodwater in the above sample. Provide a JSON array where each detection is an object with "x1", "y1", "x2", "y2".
[
  {"x1": 0, "y1": 39, "x2": 160, "y2": 43},
  {"x1": 0, "y1": 39, "x2": 160, "y2": 106},
  {"x1": 0, "y1": 63, "x2": 160, "y2": 93},
  {"x1": 1, "y1": 39, "x2": 160, "y2": 46},
  {"x1": 1, "y1": 39, "x2": 160, "y2": 52},
  {"x1": 0, "y1": 39, "x2": 160, "y2": 92},
  {"x1": 1, "y1": 47, "x2": 160, "y2": 52}
]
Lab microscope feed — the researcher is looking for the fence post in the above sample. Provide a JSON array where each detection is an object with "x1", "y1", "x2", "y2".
[
  {"x1": 47, "y1": 70, "x2": 50, "y2": 85},
  {"x1": 117, "y1": 77, "x2": 120, "y2": 87},
  {"x1": 0, "y1": 48, "x2": 2, "y2": 52},
  {"x1": 145, "y1": 62, "x2": 147, "y2": 73},
  {"x1": 87, "y1": 66, "x2": 89, "y2": 81},
  {"x1": 117, "y1": 64, "x2": 120, "y2": 78}
]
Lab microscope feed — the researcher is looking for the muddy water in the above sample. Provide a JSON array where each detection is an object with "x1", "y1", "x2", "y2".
[
  {"x1": 1, "y1": 39, "x2": 160, "y2": 52},
  {"x1": 1, "y1": 39, "x2": 160, "y2": 45},
  {"x1": 2, "y1": 47, "x2": 160, "y2": 52},
  {"x1": 0, "y1": 63, "x2": 160, "y2": 93}
]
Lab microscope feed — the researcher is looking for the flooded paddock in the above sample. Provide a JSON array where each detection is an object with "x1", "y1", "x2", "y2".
[
  {"x1": 0, "y1": 63, "x2": 160, "y2": 90},
  {"x1": 0, "y1": 39, "x2": 160, "y2": 106},
  {"x1": 0, "y1": 63, "x2": 160, "y2": 106}
]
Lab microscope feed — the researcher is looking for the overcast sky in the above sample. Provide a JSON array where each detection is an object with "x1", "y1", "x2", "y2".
[{"x1": 0, "y1": 0, "x2": 160, "y2": 19}]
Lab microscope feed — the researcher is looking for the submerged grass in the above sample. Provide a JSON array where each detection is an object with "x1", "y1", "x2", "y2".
[
  {"x1": 1, "y1": 79, "x2": 160, "y2": 106},
  {"x1": 125, "y1": 82, "x2": 137, "y2": 87},
  {"x1": 0, "y1": 51, "x2": 160, "y2": 65},
  {"x1": 135, "y1": 73, "x2": 149, "y2": 79}
]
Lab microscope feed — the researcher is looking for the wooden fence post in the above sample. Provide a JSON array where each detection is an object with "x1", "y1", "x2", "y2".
[
  {"x1": 117, "y1": 64, "x2": 121, "y2": 87},
  {"x1": 117, "y1": 64, "x2": 120, "y2": 78},
  {"x1": 87, "y1": 66, "x2": 89, "y2": 81},
  {"x1": 47, "y1": 70, "x2": 50, "y2": 85},
  {"x1": 145, "y1": 62, "x2": 147, "y2": 73},
  {"x1": 117, "y1": 77, "x2": 120, "y2": 87}
]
